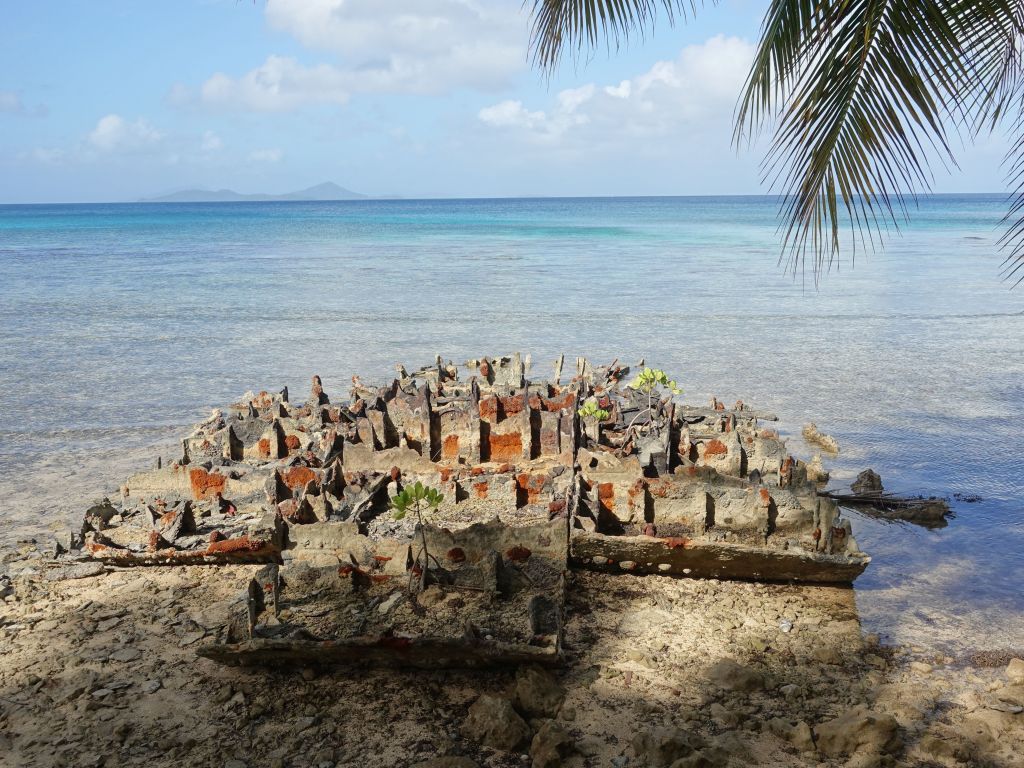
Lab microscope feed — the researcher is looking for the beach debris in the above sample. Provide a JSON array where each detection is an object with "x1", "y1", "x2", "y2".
[
  {"x1": 820, "y1": 469, "x2": 951, "y2": 528},
  {"x1": 851, "y1": 469, "x2": 884, "y2": 495},
  {"x1": 66, "y1": 352, "x2": 874, "y2": 666},
  {"x1": 802, "y1": 422, "x2": 840, "y2": 454}
]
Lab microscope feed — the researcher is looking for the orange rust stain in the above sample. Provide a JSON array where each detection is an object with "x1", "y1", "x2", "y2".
[
  {"x1": 505, "y1": 545, "x2": 532, "y2": 562},
  {"x1": 442, "y1": 434, "x2": 460, "y2": 459},
  {"x1": 759, "y1": 429, "x2": 779, "y2": 439},
  {"x1": 206, "y1": 534, "x2": 265, "y2": 554},
  {"x1": 470, "y1": 466, "x2": 485, "y2": 477},
  {"x1": 257, "y1": 438, "x2": 271, "y2": 458},
  {"x1": 598, "y1": 482, "x2": 615, "y2": 512},
  {"x1": 252, "y1": 391, "x2": 273, "y2": 409},
  {"x1": 478, "y1": 396, "x2": 498, "y2": 421},
  {"x1": 473, "y1": 482, "x2": 489, "y2": 499},
  {"x1": 704, "y1": 439, "x2": 728, "y2": 457},
  {"x1": 499, "y1": 394, "x2": 525, "y2": 415},
  {"x1": 439, "y1": 467, "x2": 453, "y2": 483},
  {"x1": 147, "y1": 530, "x2": 161, "y2": 552},
  {"x1": 759, "y1": 488, "x2": 772, "y2": 504},
  {"x1": 488, "y1": 432, "x2": 522, "y2": 462},
  {"x1": 496, "y1": 462, "x2": 513, "y2": 474},
  {"x1": 516, "y1": 473, "x2": 547, "y2": 504},
  {"x1": 548, "y1": 499, "x2": 566, "y2": 514},
  {"x1": 541, "y1": 390, "x2": 576, "y2": 412},
  {"x1": 284, "y1": 434, "x2": 301, "y2": 451},
  {"x1": 663, "y1": 536, "x2": 691, "y2": 549},
  {"x1": 281, "y1": 466, "x2": 317, "y2": 491},
  {"x1": 209, "y1": 530, "x2": 226, "y2": 543},
  {"x1": 189, "y1": 468, "x2": 226, "y2": 500}
]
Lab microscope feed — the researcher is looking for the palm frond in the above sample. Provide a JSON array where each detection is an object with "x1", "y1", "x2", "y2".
[
  {"x1": 735, "y1": 0, "x2": 1024, "y2": 283},
  {"x1": 528, "y1": 0, "x2": 701, "y2": 72},
  {"x1": 527, "y1": 0, "x2": 1024, "y2": 286}
]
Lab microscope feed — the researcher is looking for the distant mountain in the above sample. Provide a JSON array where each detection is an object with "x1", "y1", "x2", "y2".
[{"x1": 141, "y1": 182, "x2": 370, "y2": 203}]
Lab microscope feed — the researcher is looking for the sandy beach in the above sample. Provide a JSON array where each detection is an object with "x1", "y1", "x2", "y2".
[{"x1": 2, "y1": 547, "x2": 1022, "y2": 768}]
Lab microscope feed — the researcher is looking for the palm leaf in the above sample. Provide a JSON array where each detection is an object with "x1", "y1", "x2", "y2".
[
  {"x1": 528, "y1": 0, "x2": 702, "y2": 72},
  {"x1": 528, "y1": 0, "x2": 1024, "y2": 286},
  {"x1": 736, "y1": 0, "x2": 1024, "y2": 284}
]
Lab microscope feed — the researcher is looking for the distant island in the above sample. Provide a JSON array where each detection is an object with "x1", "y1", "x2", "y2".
[{"x1": 140, "y1": 182, "x2": 377, "y2": 203}]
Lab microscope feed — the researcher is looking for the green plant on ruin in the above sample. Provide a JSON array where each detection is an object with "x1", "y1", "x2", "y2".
[
  {"x1": 390, "y1": 481, "x2": 444, "y2": 593},
  {"x1": 578, "y1": 400, "x2": 610, "y2": 422},
  {"x1": 627, "y1": 367, "x2": 682, "y2": 432}
]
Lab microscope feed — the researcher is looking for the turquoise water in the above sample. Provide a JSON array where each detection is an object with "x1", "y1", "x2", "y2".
[{"x1": 0, "y1": 195, "x2": 1021, "y2": 652}]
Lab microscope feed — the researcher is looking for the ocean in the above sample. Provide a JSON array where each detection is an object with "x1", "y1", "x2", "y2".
[{"x1": 0, "y1": 195, "x2": 1021, "y2": 653}]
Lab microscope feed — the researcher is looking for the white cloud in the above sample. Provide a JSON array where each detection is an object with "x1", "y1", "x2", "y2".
[
  {"x1": 88, "y1": 114, "x2": 163, "y2": 152},
  {"x1": 248, "y1": 148, "x2": 283, "y2": 163},
  {"x1": 477, "y1": 35, "x2": 755, "y2": 143},
  {"x1": 201, "y1": 130, "x2": 223, "y2": 152},
  {"x1": 198, "y1": 56, "x2": 351, "y2": 112},
  {"x1": 0, "y1": 89, "x2": 48, "y2": 117},
  {"x1": 265, "y1": 0, "x2": 526, "y2": 92},
  {"x1": 478, "y1": 101, "x2": 546, "y2": 130},
  {"x1": 177, "y1": 0, "x2": 528, "y2": 113}
]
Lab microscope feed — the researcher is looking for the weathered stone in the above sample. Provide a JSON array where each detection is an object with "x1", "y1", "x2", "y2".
[
  {"x1": 1006, "y1": 657, "x2": 1024, "y2": 685},
  {"x1": 765, "y1": 718, "x2": 815, "y2": 752},
  {"x1": 705, "y1": 659, "x2": 766, "y2": 692},
  {"x1": 412, "y1": 759, "x2": 480, "y2": 768},
  {"x1": 630, "y1": 727, "x2": 706, "y2": 768},
  {"x1": 462, "y1": 694, "x2": 531, "y2": 751},
  {"x1": 851, "y1": 469, "x2": 884, "y2": 495},
  {"x1": 513, "y1": 666, "x2": 565, "y2": 718},
  {"x1": 530, "y1": 721, "x2": 573, "y2": 768},
  {"x1": 814, "y1": 705, "x2": 901, "y2": 758}
]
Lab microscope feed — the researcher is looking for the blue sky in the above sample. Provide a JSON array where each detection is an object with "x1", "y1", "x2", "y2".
[{"x1": 0, "y1": 0, "x2": 1013, "y2": 203}]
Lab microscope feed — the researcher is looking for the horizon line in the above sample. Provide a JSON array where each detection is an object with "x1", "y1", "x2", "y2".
[{"x1": 0, "y1": 191, "x2": 1012, "y2": 207}]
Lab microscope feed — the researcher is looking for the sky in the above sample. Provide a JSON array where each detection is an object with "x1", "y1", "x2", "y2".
[{"x1": 0, "y1": 0, "x2": 1015, "y2": 203}]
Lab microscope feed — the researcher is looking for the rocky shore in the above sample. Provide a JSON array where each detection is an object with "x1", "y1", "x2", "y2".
[{"x1": 2, "y1": 545, "x2": 1021, "y2": 768}]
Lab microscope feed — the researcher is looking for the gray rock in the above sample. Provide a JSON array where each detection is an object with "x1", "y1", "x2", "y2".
[
  {"x1": 916, "y1": 731, "x2": 973, "y2": 763},
  {"x1": 630, "y1": 727, "x2": 706, "y2": 768},
  {"x1": 814, "y1": 705, "x2": 901, "y2": 757},
  {"x1": 765, "y1": 718, "x2": 814, "y2": 752},
  {"x1": 530, "y1": 721, "x2": 572, "y2": 768},
  {"x1": 667, "y1": 745, "x2": 730, "y2": 767},
  {"x1": 224, "y1": 761, "x2": 247, "y2": 768},
  {"x1": 44, "y1": 562, "x2": 105, "y2": 581},
  {"x1": 1007, "y1": 658, "x2": 1024, "y2": 685},
  {"x1": 462, "y1": 694, "x2": 531, "y2": 751},
  {"x1": 108, "y1": 647, "x2": 142, "y2": 663},
  {"x1": 851, "y1": 469, "x2": 883, "y2": 495},
  {"x1": 141, "y1": 680, "x2": 162, "y2": 694},
  {"x1": 705, "y1": 659, "x2": 766, "y2": 692},
  {"x1": 412, "y1": 758, "x2": 480, "y2": 768},
  {"x1": 709, "y1": 702, "x2": 739, "y2": 728},
  {"x1": 513, "y1": 666, "x2": 566, "y2": 719}
]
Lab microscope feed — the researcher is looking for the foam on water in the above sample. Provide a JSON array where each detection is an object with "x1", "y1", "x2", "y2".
[{"x1": 0, "y1": 195, "x2": 1021, "y2": 652}]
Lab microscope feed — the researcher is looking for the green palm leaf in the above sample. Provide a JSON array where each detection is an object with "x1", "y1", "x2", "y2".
[{"x1": 528, "y1": 0, "x2": 1024, "y2": 286}]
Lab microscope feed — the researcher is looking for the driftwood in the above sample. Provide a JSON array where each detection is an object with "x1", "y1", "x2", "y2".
[{"x1": 818, "y1": 490, "x2": 950, "y2": 528}]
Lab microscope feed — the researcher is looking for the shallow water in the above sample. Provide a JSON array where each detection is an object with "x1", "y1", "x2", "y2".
[{"x1": 0, "y1": 195, "x2": 1021, "y2": 653}]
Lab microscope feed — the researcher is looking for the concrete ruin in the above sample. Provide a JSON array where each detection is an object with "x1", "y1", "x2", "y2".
[{"x1": 72, "y1": 354, "x2": 870, "y2": 666}]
